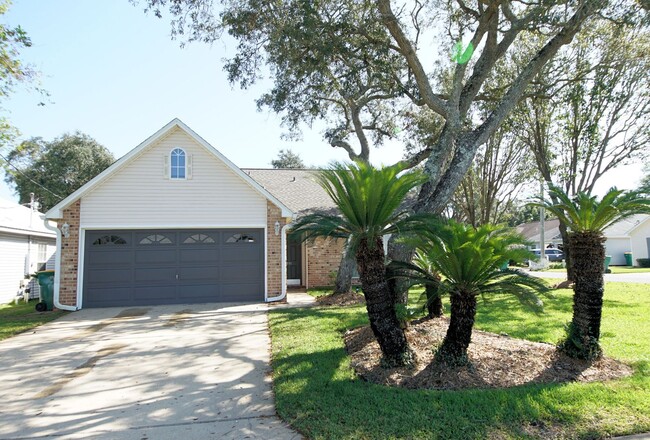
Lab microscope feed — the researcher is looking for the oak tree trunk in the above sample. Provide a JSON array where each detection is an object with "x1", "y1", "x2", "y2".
[
  {"x1": 334, "y1": 249, "x2": 355, "y2": 294},
  {"x1": 356, "y1": 237, "x2": 411, "y2": 366},
  {"x1": 386, "y1": 237, "x2": 414, "y2": 306},
  {"x1": 437, "y1": 290, "x2": 477, "y2": 365}
]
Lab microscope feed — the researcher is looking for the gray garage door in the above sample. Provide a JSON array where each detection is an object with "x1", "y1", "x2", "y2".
[{"x1": 83, "y1": 229, "x2": 264, "y2": 308}]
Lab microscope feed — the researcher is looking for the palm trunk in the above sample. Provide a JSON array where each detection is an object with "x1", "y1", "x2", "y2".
[
  {"x1": 437, "y1": 290, "x2": 476, "y2": 365},
  {"x1": 357, "y1": 237, "x2": 411, "y2": 367},
  {"x1": 425, "y1": 281, "x2": 443, "y2": 318},
  {"x1": 561, "y1": 231, "x2": 605, "y2": 359}
]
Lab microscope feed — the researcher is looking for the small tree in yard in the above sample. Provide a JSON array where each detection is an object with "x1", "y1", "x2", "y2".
[
  {"x1": 411, "y1": 220, "x2": 549, "y2": 365},
  {"x1": 290, "y1": 161, "x2": 428, "y2": 367},
  {"x1": 532, "y1": 186, "x2": 650, "y2": 360}
]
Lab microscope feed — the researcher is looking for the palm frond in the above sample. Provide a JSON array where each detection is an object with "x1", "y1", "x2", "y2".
[{"x1": 530, "y1": 185, "x2": 650, "y2": 234}]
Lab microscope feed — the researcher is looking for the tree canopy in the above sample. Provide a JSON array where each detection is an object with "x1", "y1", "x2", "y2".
[
  {"x1": 139, "y1": 0, "x2": 636, "y2": 216},
  {"x1": 3, "y1": 132, "x2": 114, "y2": 211},
  {"x1": 0, "y1": 0, "x2": 41, "y2": 152},
  {"x1": 271, "y1": 149, "x2": 305, "y2": 168}
]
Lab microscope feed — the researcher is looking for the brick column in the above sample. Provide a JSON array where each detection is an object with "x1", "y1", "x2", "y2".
[
  {"x1": 58, "y1": 200, "x2": 80, "y2": 307},
  {"x1": 267, "y1": 201, "x2": 288, "y2": 299}
]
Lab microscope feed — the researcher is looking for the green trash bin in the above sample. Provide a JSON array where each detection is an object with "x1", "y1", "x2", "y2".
[
  {"x1": 35, "y1": 270, "x2": 55, "y2": 312},
  {"x1": 624, "y1": 252, "x2": 633, "y2": 267},
  {"x1": 603, "y1": 255, "x2": 612, "y2": 274}
]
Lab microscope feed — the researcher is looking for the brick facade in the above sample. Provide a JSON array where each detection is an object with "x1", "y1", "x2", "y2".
[
  {"x1": 267, "y1": 200, "x2": 287, "y2": 298},
  {"x1": 58, "y1": 200, "x2": 80, "y2": 307},
  {"x1": 306, "y1": 237, "x2": 345, "y2": 288}
]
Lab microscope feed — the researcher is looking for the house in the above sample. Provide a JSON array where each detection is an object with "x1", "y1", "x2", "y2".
[
  {"x1": 44, "y1": 119, "x2": 345, "y2": 310},
  {"x1": 604, "y1": 214, "x2": 650, "y2": 266},
  {"x1": 0, "y1": 197, "x2": 56, "y2": 304},
  {"x1": 515, "y1": 218, "x2": 563, "y2": 249},
  {"x1": 517, "y1": 215, "x2": 650, "y2": 266}
]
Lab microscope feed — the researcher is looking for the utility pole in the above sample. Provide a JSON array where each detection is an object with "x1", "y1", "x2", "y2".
[{"x1": 539, "y1": 179, "x2": 546, "y2": 264}]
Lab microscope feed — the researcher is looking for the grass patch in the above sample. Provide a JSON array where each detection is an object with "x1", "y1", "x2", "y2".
[
  {"x1": 544, "y1": 266, "x2": 650, "y2": 274},
  {"x1": 270, "y1": 282, "x2": 650, "y2": 439},
  {"x1": 0, "y1": 300, "x2": 67, "y2": 341}
]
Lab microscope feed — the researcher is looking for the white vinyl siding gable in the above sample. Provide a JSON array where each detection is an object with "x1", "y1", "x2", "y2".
[{"x1": 80, "y1": 128, "x2": 267, "y2": 227}]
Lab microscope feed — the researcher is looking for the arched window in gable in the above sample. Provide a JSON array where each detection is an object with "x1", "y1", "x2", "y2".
[{"x1": 170, "y1": 148, "x2": 186, "y2": 179}]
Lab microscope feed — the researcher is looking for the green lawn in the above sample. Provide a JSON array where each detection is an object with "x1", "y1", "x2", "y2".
[
  {"x1": 270, "y1": 281, "x2": 650, "y2": 439},
  {"x1": 544, "y1": 266, "x2": 650, "y2": 274},
  {"x1": 0, "y1": 300, "x2": 67, "y2": 341}
]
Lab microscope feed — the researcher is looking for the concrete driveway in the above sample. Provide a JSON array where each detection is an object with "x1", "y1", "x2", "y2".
[{"x1": 0, "y1": 303, "x2": 302, "y2": 439}]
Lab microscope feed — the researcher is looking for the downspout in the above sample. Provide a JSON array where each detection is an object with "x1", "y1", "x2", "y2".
[
  {"x1": 267, "y1": 222, "x2": 292, "y2": 303},
  {"x1": 44, "y1": 219, "x2": 78, "y2": 311}
]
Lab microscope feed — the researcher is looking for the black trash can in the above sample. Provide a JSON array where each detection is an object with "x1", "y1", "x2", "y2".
[{"x1": 35, "y1": 270, "x2": 55, "y2": 312}]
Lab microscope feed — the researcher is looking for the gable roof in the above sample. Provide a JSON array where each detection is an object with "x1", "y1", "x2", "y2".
[
  {"x1": 243, "y1": 169, "x2": 337, "y2": 216},
  {"x1": 45, "y1": 119, "x2": 294, "y2": 219},
  {"x1": 0, "y1": 197, "x2": 55, "y2": 238},
  {"x1": 516, "y1": 218, "x2": 562, "y2": 243},
  {"x1": 603, "y1": 214, "x2": 650, "y2": 237}
]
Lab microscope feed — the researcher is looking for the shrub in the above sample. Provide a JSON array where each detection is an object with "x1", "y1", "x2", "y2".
[{"x1": 637, "y1": 258, "x2": 650, "y2": 268}]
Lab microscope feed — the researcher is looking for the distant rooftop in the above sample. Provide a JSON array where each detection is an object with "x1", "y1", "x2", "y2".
[{"x1": 0, "y1": 197, "x2": 55, "y2": 237}]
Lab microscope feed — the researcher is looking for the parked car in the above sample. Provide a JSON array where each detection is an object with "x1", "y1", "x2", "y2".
[{"x1": 532, "y1": 248, "x2": 565, "y2": 262}]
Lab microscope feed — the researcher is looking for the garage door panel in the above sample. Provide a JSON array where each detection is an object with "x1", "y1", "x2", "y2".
[
  {"x1": 221, "y1": 283, "x2": 260, "y2": 301},
  {"x1": 220, "y1": 263, "x2": 261, "y2": 282},
  {"x1": 179, "y1": 266, "x2": 219, "y2": 281},
  {"x1": 86, "y1": 268, "x2": 132, "y2": 285},
  {"x1": 133, "y1": 286, "x2": 177, "y2": 302},
  {"x1": 86, "y1": 250, "x2": 132, "y2": 267},
  {"x1": 84, "y1": 228, "x2": 264, "y2": 307},
  {"x1": 179, "y1": 248, "x2": 219, "y2": 264},
  {"x1": 225, "y1": 248, "x2": 261, "y2": 262},
  {"x1": 85, "y1": 287, "x2": 134, "y2": 305},
  {"x1": 178, "y1": 284, "x2": 219, "y2": 299},
  {"x1": 135, "y1": 267, "x2": 177, "y2": 283},
  {"x1": 135, "y1": 249, "x2": 177, "y2": 265}
]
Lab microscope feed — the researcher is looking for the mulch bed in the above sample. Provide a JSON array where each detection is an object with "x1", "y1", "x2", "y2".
[
  {"x1": 344, "y1": 317, "x2": 633, "y2": 390},
  {"x1": 316, "y1": 291, "x2": 366, "y2": 306}
]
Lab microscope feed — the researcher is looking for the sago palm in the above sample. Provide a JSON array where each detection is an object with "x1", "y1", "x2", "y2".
[
  {"x1": 532, "y1": 185, "x2": 650, "y2": 360},
  {"x1": 290, "y1": 161, "x2": 428, "y2": 366},
  {"x1": 389, "y1": 250, "x2": 444, "y2": 318},
  {"x1": 411, "y1": 220, "x2": 549, "y2": 365}
]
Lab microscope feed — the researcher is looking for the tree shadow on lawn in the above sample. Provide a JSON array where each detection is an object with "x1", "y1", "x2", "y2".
[{"x1": 271, "y1": 307, "x2": 650, "y2": 440}]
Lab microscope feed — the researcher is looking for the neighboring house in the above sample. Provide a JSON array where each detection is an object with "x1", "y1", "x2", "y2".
[
  {"x1": 516, "y1": 218, "x2": 563, "y2": 249},
  {"x1": 44, "y1": 119, "x2": 345, "y2": 310},
  {"x1": 0, "y1": 198, "x2": 56, "y2": 304},
  {"x1": 603, "y1": 214, "x2": 650, "y2": 266},
  {"x1": 517, "y1": 215, "x2": 650, "y2": 266}
]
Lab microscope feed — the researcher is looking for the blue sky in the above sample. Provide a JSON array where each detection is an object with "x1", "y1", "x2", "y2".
[
  {"x1": 1, "y1": 0, "x2": 403, "y2": 202},
  {"x1": 1, "y1": 1, "x2": 643, "y2": 203}
]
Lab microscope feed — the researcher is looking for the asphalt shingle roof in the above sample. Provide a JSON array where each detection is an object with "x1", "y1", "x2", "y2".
[{"x1": 242, "y1": 169, "x2": 337, "y2": 217}]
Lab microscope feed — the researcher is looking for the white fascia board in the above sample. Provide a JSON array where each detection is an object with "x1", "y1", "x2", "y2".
[{"x1": 46, "y1": 118, "x2": 295, "y2": 220}]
